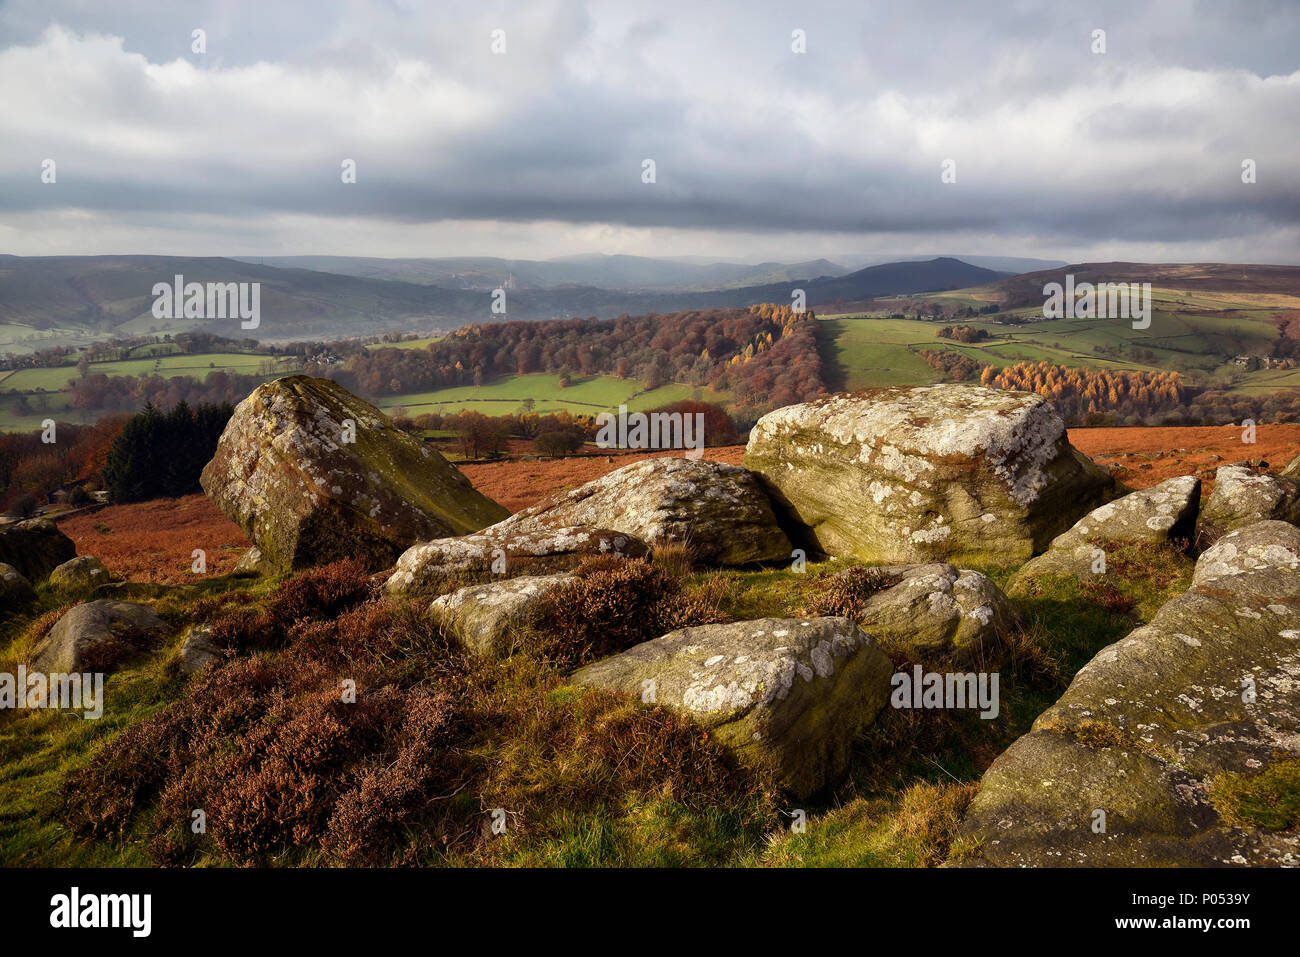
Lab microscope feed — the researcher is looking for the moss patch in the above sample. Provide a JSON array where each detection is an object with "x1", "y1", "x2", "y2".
[{"x1": 1211, "y1": 760, "x2": 1300, "y2": 831}]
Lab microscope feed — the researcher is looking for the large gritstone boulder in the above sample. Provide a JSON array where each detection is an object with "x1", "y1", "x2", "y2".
[
  {"x1": 1197, "y1": 465, "x2": 1300, "y2": 545},
  {"x1": 955, "y1": 520, "x2": 1300, "y2": 867},
  {"x1": 386, "y1": 525, "x2": 646, "y2": 596},
  {"x1": 1009, "y1": 475, "x2": 1200, "y2": 588},
  {"x1": 743, "y1": 386, "x2": 1115, "y2": 565},
  {"x1": 486, "y1": 457, "x2": 792, "y2": 567},
  {"x1": 200, "y1": 376, "x2": 508, "y2": 572},
  {"x1": 572, "y1": 617, "x2": 893, "y2": 798},
  {"x1": 0, "y1": 518, "x2": 76, "y2": 583}
]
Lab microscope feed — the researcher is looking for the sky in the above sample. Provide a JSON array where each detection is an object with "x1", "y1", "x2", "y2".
[{"x1": 0, "y1": 0, "x2": 1297, "y2": 264}]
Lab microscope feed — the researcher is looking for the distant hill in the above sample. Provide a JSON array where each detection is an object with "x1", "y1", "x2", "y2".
[
  {"x1": 835, "y1": 254, "x2": 1066, "y2": 274},
  {"x1": 765, "y1": 257, "x2": 1010, "y2": 305},
  {"x1": 241, "y1": 253, "x2": 852, "y2": 292},
  {"x1": 0, "y1": 254, "x2": 489, "y2": 343},
  {"x1": 0, "y1": 254, "x2": 1007, "y2": 349},
  {"x1": 973, "y1": 261, "x2": 1300, "y2": 308}
]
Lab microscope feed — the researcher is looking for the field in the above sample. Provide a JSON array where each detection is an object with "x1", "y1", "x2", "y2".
[
  {"x1": 819, "y1": 281, "x2": 1300, "y2": 394},
  {"x1": 374, "y1": 374, "x2": 702, "y2": 419},
  {"x1": 0, "y1": 349, "x2": 703, "y2": 431}
]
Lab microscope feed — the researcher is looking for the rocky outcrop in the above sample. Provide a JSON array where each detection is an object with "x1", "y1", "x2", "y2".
[
  {"x1": 572, "y1": 617, "x2": 893, "y2": 798},
  {"x1": 0, "y1": 518, "x2": 76, "y2": 583},
  {"x1": 32, "y1": 601, "x2": 170, "y2": 674},
  {"x1": 848, "y1": 563, "x2": 1022, "y2": 665},
  {"x1": 386, "y1": 525, "x2": 647, "y2": 596},
  {"x1": 1198, "y1": 465, "x2": 1300, "y2": 544},
  {"x1": 47, "y1": 556, "x2": 111, "y2": 596},
  {"x1": 200, "y1": 376, "x2": 508, "y2": 572},
  {"x1": 956, "y1": 519, "x2": 1300, "y2": 867},
  {"x1": 431, "y1": 574, "x2": 574, "y2": 657},
  {"x1": 1192, "y1": 520, "x2": 1300, "y2": 586},
  {"x1": 1280, "y1": 452, "x2": 1300, "y2": 481},
  {"x1": 1009, "y1": 476, "x2": 1200, "y2": 587},
  {"x1": 487, "y1": 457, "x2": 792, "y2": 567},
  {"x1": 743, "y1": 386, "x2": 1115, "y2": 564}
]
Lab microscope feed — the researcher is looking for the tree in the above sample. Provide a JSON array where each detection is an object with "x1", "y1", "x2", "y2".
[
  {"x1": 534, "y1": 428, "x2": 583, "y2": 457},
  {"x1": 103, "y1": 401, "x2": 234, "y2": 502}
]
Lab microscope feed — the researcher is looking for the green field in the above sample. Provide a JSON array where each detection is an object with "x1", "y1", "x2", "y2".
[
  {"x1": 375, "y1": 374, "x2": 704, "y2": 418},
  {"x1": 0, "y1": 352, "x2": 710, "y2": 430},
  {"x1": 816, "y1": 283, "x2": 1300, "y2": 395}
]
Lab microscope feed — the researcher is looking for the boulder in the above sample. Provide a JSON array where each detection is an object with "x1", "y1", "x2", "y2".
[
  {"x1": 1009, "y1": 476, "x2": 1199, "y2": 587},
  {"x1": 1279, "y1": 452, "x2": 1300, "y2": 481},
  {"x1": 743, "y1": 386, "x2": 1115, "y2": 564},
  {"x1": 179, "y1": 624, "x2": 223, "y2": 674},
  {"x1": 47, "y1": 556, "x2": 111, "y2": 596},
  {"x1": 956, "y1": 520, "x2": 1300, "y2": 867},
  {"x1": 32, "y1": 601, "x2": 170, "y2": 674},
  {"x1": 572, "y1": 617, "x2": 893, "y2": 798},
  {"x1": 0, "y1": 518, "x2": 76, "y2": 583},
  {"x1": 487, "y1": 458, "x2": 791, "y2": 567},
  {"x1": 431, "y1": 574, "x2": 574, "y2": 657},
  {"x1": 386, "y1": 525, "x2": 647, "y2": 596},
  {"x1": 1192, "y1": 520, "x2": 1300, "y2": 587},
  {"x1": 0, "y1": 562, "x2": 35, "y2": 606},
  {"x1": 848, "y1": 564, "x2": 1022, "y2": 665},
  {"x1": 200, "y1": 376, "x2": 508, "y2": 573},
  {"x1": 1198, "y1": 465, "x2": 1300, "y2": 544}
]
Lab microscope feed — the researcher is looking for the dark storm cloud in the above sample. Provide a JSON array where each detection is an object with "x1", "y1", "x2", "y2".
[{"x1": 0, "y1": 0, "x2": 1296, "y2": 259}]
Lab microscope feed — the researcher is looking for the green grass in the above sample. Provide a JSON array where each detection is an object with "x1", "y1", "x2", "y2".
[
  {"x1": 812, "y1": 286, "x2": 1300, "y2": 394},
  {"x1": 0, "y1": 541, "x2": 1196, "y2": 868}
]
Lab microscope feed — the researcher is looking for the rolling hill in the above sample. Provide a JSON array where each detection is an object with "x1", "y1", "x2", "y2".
[{"x1": 0, "y1": 254, "x2": 1010, "y2": 352}]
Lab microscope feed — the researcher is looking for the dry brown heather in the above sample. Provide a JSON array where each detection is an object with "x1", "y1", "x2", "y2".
[{"x1": 51, "y1": 425, "x2": 1300, "y2": 582}]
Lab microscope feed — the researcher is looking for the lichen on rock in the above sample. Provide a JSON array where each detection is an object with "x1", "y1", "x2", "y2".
[
  {"x1": 200, "y1": 375, "x2": 508, "y2": 572},
  {"x1": 743, "y1": 385, "x2": 1115, "y2": 565}
]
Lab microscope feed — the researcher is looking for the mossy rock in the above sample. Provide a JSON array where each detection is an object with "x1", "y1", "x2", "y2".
[
  {"x1": 0, "y1": 518, "x2": 76, "y2": 583},
  {"x1": 48, "y1": 556, "x2": 111, "y2": 597},
  {"x1": 487, "y1": 457, "x2": 792, "y2": 567},
  {"x1": 32, "y1": 600, "x2": 171, "y2": 674},
  {"x1": 572, "y1": 616, "x2": 893, "y2": 799},
  {"x1": 200, "y1": 375, "x2": 509, "y2": 573},
  {"x1": 386, "y1": 526, "x2": 647, "y2": 596},
  {"x1": 957, "y1": 520, "x2": 1300, "y2": 866},
  {"x1": 744, "y1": 385, "x2": 1116, "y2": 565},
  {"x1": 0, "y1": 562, "x2": 35, "y2": 607},
  {"x1": 1008, "y1": 475, "x2": 1199, "y2": 590},
  {"x1": 1197, "y1": 465, "x2": 1300, "y2": 546}
]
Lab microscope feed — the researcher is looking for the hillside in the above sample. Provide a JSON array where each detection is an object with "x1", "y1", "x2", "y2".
[
  {"x1": 966, "y1": 261, "x2": 1300, "y2": 310},
  {"x1": 0, "y1": 254, "x2": 1008, "y2": 354},
  {"x1": 244, "y1": 254, "x2": 853, "y2": 292}
]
